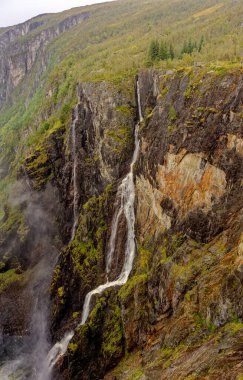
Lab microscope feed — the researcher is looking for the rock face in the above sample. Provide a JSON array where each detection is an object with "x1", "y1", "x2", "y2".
[
  {"x1": 113, "y1": 69, "x2": 243, "y2": 379},
  {"x1": 0, "y1": 12, "x2": 90, "y2": 107},
  {"x1": 50, "y1": 81, "x2": 135, "y2": 331},
  {"x1": 50, "y1": 68, "x2": 243, "y2": 379},
  {"x1": 0, "y1": 67, "x2": 242, "y2": 380}
]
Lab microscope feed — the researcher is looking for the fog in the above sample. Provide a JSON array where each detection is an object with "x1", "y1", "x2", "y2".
[{"x1": 0, "y1": 181, "x2": 61, "y2": 379}]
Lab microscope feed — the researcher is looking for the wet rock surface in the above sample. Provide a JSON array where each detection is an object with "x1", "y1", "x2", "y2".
[
  {"x1": 0, "y1": 68, "x2": 242, "y2": 379},
  {"x1": 108, "y1": 69, "x2": 243, "y2": 380}
]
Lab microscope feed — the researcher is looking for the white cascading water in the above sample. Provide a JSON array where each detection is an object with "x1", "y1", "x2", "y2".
[
  {"x1": 46, "y1": 80, "x2": 143, "y2": 372},
  {"x1": 70, "y1": 102, "x2": 80, "y2": 241}
]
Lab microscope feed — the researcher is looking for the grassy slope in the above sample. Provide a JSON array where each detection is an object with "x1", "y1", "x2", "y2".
[{"x1": 0, "y1": 0, "x2": 242, "y2": 211}]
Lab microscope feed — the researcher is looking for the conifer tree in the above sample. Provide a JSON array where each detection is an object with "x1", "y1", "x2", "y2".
[
  {"x1": 198, "y1": 35, "x2": 204, "y2": 52},
  {"x1": 188, "y1": 38, "x2": 194, "y2": 54},
  {"x1": 148, "y1": 39, "x2": 160, "y2": 61},
  {"x1": 159, "y1": 41, "x2": 168, "y2": 60},
  {"x1": 181, "y1": 40, "x2": 188, "y2": 55},
  {"x1": 169, "y1": 43, "x2": 175, "y2": 60}
]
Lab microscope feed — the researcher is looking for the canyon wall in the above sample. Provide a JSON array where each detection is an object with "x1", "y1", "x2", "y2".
[{"x1": 0, "y1": 67, "x2": 242, "y2": 379}]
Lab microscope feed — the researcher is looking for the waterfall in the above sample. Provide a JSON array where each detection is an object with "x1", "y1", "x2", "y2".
[
  {"x1": 46, "y1": 79, "x2": 143, "y2": 372},
  {"x1": 71, "y1": 102, "x2": 80, "y2": 241},
  {"x1": 0, "y1": 247, "x2": 59, "y2": 380}
]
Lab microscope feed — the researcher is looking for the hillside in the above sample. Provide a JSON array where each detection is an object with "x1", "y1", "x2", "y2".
[{"x1": 0, "y1": 0, "x2": 242, "y2": 379}]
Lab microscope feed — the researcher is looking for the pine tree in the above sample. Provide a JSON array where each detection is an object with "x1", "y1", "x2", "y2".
[
  {"x1": 159, "y1": 41, "x2": 168, "y2": 60},
  {"x1": 198, "y1": 36, "x2": 204, "y2": 52},
  {"x1": 148, "y1": 39, "x2": 160, "y2": 62},
  {"x1": 181, "y1": 40, "x2": 188, "y2": 55},
  {"x1": 188, "y1": 38, "x2": 194, "y2": 54},
  {"x1": 169, "y1": 44, "x2": 175, "y2": 60}
]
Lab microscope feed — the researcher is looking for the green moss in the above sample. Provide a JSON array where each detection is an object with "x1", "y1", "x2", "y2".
[
  {"x1": 184, "y1": 85, "x2": 192, "y2": 99},
  {"x1": 193, "y1": 313, "x2": 217, "y2": 333},
  {"x1": 208, "y1": 107, "x2": 220, "y2": 114},
  {"x1": 62, "y1": 184, "x2": 113, "y2": 296},
  {"x1": 57, "y1": 286, "x2": 65, "y2": 304},
  {"x1": 213, "y1": 66, "x2": 228, "y2": 76},
  {"x1": 167, "y1": 124, "x2": 177, "y2": 134},
  {"x1": 161, "y1": 87, "x2": 168, "y2": 96},
  {"x1": 0, "y1": 207, "x2": 29, "y2": 247},
  {"x1": 84, "y1": 155, "x2": 99, "y2": 167},
  {"x1": 224, "y1": 320, "x2": 243, "y2": 336},
  {"x1": 72, "y1": 311, "x2": 80, "y2": 319},
  {"x1": 101, "y1": 304, "x2": 123, "y2": 359},
  {"x1": 68, "y1": 342, "x2": 78, "y2": 353},
  {"x1": 119, "y1": 244, "x2": 151, "y2": 302},
  {"x1": 185, "y1": 291, "x2": 191, "y2": 302},
  {"x1": 163, "y1": 358, "x2": 172, "y2": 369},
  {"x1": 58, "y1": 286, "x2": 64, "y2": 298},
  {"x1": 115, "y1": 105, "x2": 133, "y2": 116},
  {"x1": 128, "y1": 368, "x2": 144, "y2": 380},
  {"x1": 51, "y1": 265, "x2": 61, "y2": 290},
  {"x1": 0, "y1": 208, "x2": 22, "y2": 233},
  {"x1": 70, "y1": 239, "x2": 100, "y2": 276},
  {"x1": 0, "y1": 269, "x2": 23, "y2": 293},
  {"x1": 160, "y1": 347, "x2": 173, "y2": 356},
  {"x1": 160, "y1": 246, "x2": 171, "y2": 265},
  {"x1": 106, "y1": 125, "x2": 133, "y2": 155},
  {"x1": 119, "y1": 273, "x2": 147, "y2": 301},
  {"x1": 169, "y1": 105, "x2": 177, "y2": 121},
  {"x1": 144, "y1": 106, "x2": 154, "y2": 119},
  {"x1": 147, "y1": 344, "x2": 188, "y2": 371},
  {"x1": 74, "y1": 293, "x2": 123, "y2": 364}
]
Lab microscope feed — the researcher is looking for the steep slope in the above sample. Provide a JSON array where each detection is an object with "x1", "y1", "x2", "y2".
[
  {"x1": 0, "y1": 11, "x2": 89, "y2": 106},
  {"x1": 0, "y1": 0, "x2": 242, "y2": 379},
  {"x1": 0, "y1": 0, "x2": 242, "y2": 188},
  {"x1": 45, "y1": 68, "x2": 242, "y2": 380}
]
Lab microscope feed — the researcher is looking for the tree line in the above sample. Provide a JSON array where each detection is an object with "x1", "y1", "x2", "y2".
[{"x1": 148, "y1": 36, "x2": 204, "y2": 63}]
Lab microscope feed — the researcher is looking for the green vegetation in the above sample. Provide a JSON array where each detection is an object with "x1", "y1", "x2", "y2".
[
  {"x1": 193, "y1": 313, "x2": 217, "y2": 333},
  {"x1": 169, "y1": 105, "x2": 177, "y2": 121},
  {"x1": 106, "y1": 124, "x2": 133, "y2": 156},
  {"x1": 0, "y1": 269, "x2": 23, "y2": 293},
  {"x1": 128, "y1": 368, "x2": 144, "y2": 380},
  {"x1": 148, "y1": 36, "x2": 204, "y2": 63},
  {"x1": 180, "y1": 36, "x2": 204, "y2": 56},
  {"x1": 148, "y1": 39, "x2": 175, "y2": 64},
  {"x1": 0, "y1": 0, "x2": 242, "y2": 213},
  {"x1": 52, "y1": 184, "x2": 113, "y2": 303},
  {"x1": 71, "y1": 294, "x2": 123, "y2": 366},
  {"x1": 119, "y1": 245, "x2": 151, "y2": 302},
  {"x1": 101, "y1": 303, "x2": 123, "y2": 359},
  {"x1": 223, "y1": 319, "x2": 243, "y2": 336}
]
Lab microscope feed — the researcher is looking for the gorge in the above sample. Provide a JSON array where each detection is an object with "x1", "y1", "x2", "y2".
[{"x1": 0, "y1": 1, "x2": 242, "y2": 380}]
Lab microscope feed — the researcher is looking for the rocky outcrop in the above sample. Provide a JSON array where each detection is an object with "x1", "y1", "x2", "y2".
[
  {"x1": 0, "y1": 67, "x2": 242, "y2": 380},
  {"x1": 0, "y1": 12, "x2": 90, "y2": 107},
  {"x1": 108, "y1": 68, "x2": 243, "y2": 379},
  {"x1": 47, "y1": 68, "x2": 243, "y2": 380},
  {"x1": 49, "y1": 81, "x2": 135, "y2": 333}
]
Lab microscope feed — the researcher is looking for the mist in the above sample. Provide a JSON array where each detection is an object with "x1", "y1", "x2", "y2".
[{"x1": 0, "y1": 180, "x2": 62, "y2": 379}]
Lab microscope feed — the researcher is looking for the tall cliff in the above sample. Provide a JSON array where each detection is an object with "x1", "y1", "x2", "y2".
[
  {"x1": 53, "y1": 69, "x2": 242, "y2": 380},
  {"x1": 0, "y1": 12, "x2": 89, "y2": 107},
  {"x1": 0, "y1": 1, "x2": 242, "y2": 379},
  {"x1": 2, "y1": 67, "x2": 240, "y2": 380}
]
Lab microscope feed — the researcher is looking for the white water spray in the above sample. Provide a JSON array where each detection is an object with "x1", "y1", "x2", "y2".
[{"x1": 47, "y1": 80, "x2": 143, "y2": 371}]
